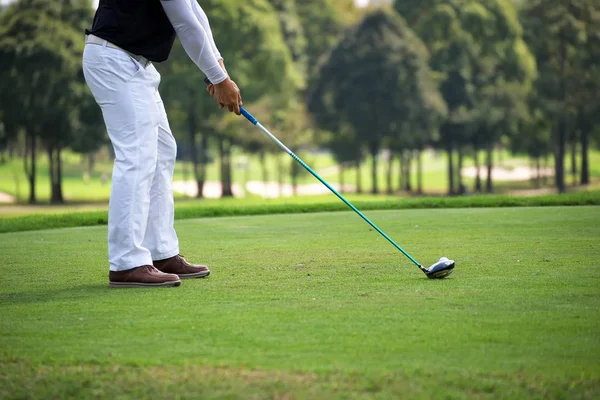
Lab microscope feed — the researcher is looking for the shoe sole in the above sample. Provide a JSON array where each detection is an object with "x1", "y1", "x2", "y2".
[
  {"x1": 109, "y1": 281, "x2": 181, "y2": 288},
  {"x1": 179, "y1": 271, "x2": 211, "y2": 279}
]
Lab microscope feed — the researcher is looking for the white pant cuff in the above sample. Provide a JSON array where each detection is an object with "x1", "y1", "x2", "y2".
[
  {"x1": 152, "y1": 249, "x2": 180, "y2": 262},
  {"x1": 109, "y1": 262, "x2": 152, "y2": 272}
]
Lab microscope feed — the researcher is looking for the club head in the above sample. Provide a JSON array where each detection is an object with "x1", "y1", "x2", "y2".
[{"x1": 422, "y1": 257, "x2": 455, "y2": 279}]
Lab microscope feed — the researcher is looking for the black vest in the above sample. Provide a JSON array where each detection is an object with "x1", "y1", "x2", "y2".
[{"x1": 85, "y1": 0, "x2": 176, "y2": 62}]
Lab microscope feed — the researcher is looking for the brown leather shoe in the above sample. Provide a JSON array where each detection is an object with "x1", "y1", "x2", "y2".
[
  {"x1": 153, "y1": 254, "x2": 210, "y2": 279},
  {"x1": 109, "y1": 265, "x2": 181, "y2": 288}
]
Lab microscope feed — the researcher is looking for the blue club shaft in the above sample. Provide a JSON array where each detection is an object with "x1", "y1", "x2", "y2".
[{"x1": 240, "y1": 106, "x2": 422, "y2": 268}]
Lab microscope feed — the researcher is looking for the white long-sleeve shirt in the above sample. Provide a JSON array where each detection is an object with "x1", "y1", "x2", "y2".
[{"x1": 160, "y1": 0, "x2": 227, "y2": 84}]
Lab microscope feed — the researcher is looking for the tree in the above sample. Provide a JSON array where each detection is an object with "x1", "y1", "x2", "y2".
[
  {"x1": 70, "y1": 88, "x2": 107, "y2": 176},
  {"x1": 266, "y1": 0, "x2": 316, "y2": 195},
  {"x1": 160, "y1": 41, "x2": 217, "y2": 199},
  {"x1": 159, "y1": 0, "x2": 300, "y2": 198},
  {"x1": 322, "y1": 122, "x2": 361, "y2": 194},
  {"x1": 296, "y1": 0, "x2": 357, "y2": 78},
  {"x1": 266, "y1": 0, "x2": 307, "y2": 77},
  {"x1": 0, "y1": 0, "x2": 94, "y2": 203},
  {"x1": 0, "y1": 84, "x2": 20, "y2": 165},
  {"x1": 465, "y1": 1, "x2": 536, "y2": 192},
  {"x1": 474, "y1": 82, "x2": 531, "y2": 192},
  {"x1": 520, "y1": 0, "x2": 597, "y2": 193},
  {"x1": 570, "y1": 1, "x2": 600, "y2": 185},
  {"x1": 395, "y1": 0, "x2": 536, "y2": 194},
  {"x1": 308, "y1": 10, "x2": 446, "y2": 194},
  {"x1": 510, "y1": 102, "x2": 552, "y2": 187},
  {"x1": 395, "y1": 1, "x2": 476, "y2": 194}
]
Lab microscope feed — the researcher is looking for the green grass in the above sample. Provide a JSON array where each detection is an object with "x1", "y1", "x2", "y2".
[
  {"x1": 2, "y1": 147, "x2": 599, "y2": 203},
  {"x1": 0, "y1": 193, "x2": 400, "y2": 218},
  {"x1": 1, "y1": 191, "x2": 600, "y2": 233},
  {"x1": 0, "y1": 149, "x2": 337, "y2": 203},
  {"x1": 321, "y1": 148, "x2": 600, "y2": 194},
  {"x1": 1, "y1": 207, "x2": 599, "y2": 399}
]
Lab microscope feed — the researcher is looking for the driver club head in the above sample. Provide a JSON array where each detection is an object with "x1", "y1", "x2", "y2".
[{"x1": 422, "y1": 257, "x2": 455, "y2": 279}]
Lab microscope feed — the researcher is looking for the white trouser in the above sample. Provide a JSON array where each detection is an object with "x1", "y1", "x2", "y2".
[{"x1": 82, "y1": 40, "x2": 179, "y2": 271}]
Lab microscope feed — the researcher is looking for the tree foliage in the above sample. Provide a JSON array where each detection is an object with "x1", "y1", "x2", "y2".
[
  {"x1": 394, "y1": 0, "x2": 536, "y2": 193},
  {"x1": 1, "y1": 0, "x2": 598, "y2": 201},
  {"x1": 520, "y1": 0, "x2": 600, "y2": 191},
  {"x1": 308, "y1": 9, "x2": 446, "y2": 194},
  {"x1": 158, "y1": 0, "x2": 300, "y2": 197},
  {"x1": 0, "y1": 0, "x2": 95, "y2": 203}
]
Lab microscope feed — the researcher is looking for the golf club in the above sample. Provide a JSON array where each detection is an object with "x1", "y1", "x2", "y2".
[{"x1": 204, "y1": 78, "x2": 454, "y2": 279}]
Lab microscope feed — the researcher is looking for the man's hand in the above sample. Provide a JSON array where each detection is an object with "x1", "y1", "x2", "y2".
[
  {"x1": 206, "y1": 59, "x2": 243, "y2": 115},
  {"x1": 206, "y1": 79, "x2": 240, "y2": 103},
  {"x1": 211, "y1": 78, "x2": 242, "y2": 115}
]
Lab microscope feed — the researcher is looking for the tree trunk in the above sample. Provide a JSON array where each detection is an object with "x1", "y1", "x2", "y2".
[
  {"x1": 543, "y1": 154, "x2": 550, "y2": 186},
  {"x1": 555, "y1": 37, "x2": 567, "y2": 193},
  {"x1": 369, "y1": 142, "x2": 379, "y2": 194},
  {"x1": 416, "y1": 150, "x2": 423, "y2": 195},
  {"x1": 290, "y1": 149, "x2": 299, "y2": 196},
  {"x1": 8, "y1": 140, "x2": 15, "y2": 159},
  {"x1": 0, "y1": 131, "x2": 9, "y2": 163},
  {"x1": 12, "y1": 141, "x2": 21, "y2": 200},
  {"x1": 457, "y1": 147, "x2": 464, "y2": 194},
  {"x1": 581, "y1": 125, "x2": 589, "y2": 185},
  {"x1": 218, "y1": 137, "x2": 233, "y2": 197},
  {"x1": 446, "y1": 140, "x2": 454, "y2": 195},
  {"x1": 260, "y1": 151, "x2": 268, "y2": 185},
  {"x1": 355, "y1": 151, "x2": 362, "y2": 194},
  {"x1": 47, "y1": 145, "x2": 55, "y2": 201},
  {"x1": 57, "y1": 147, "x2": 64, "y2": 201},
  {"x1": 182, "y1": 150, "x2": 189, "y2": 186},
  {"x1": 570, "y1": 138, "x2": 577, "y2": 187},
  {"x1": 196, "y1": 134, "x2": 208, "y2": 198},
  {"x1": 87, "y1": 153, "x2": 94, "y2": 176},
  {"x1": 486, "y1": 142, "x2": 493, "y2": 193},
  {"x1": 474, "y1": 148, "x2": 482, "y2": 193},
  {"x1": 244, "y1": 155, "x2": 251, "y2": 196},
  {"x1": 25, "y1": 132, "x2": 36, "y2": 204},
  {"x1": 404, "y1": 151, "x2": 412, "y2": 192},
  {"x1": 555, "y1": 122, "x2": 566, "y2": 193},
  {"x1": 225, "y1": 139, "x2": 233, "y2": 197},
  {"x1": 51, "y1": 146, "x2": 64, "y2": 204},
  {"x1": 398, "y1": 153, "x2": 403, "y2": 191},
  {"x1": 339, "y1": 164, "x2": 345, "y2": 194},
  {"x1": 277, "y1": 154, "x2": 284, "y2": 197},
  {"x1": 386, "y1": 151, "x2": 393, "y2": 194},
  {"x1": 535, "y1": 157, "x2": 541, "y2": 189},
  {"x1": 187, "y1": 102, "x2": 201, "y2": 198}
]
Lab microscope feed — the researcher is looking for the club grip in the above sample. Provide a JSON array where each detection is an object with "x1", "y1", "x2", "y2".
[
  {"x1": 240, "y1": 107, "x2": 257, "y2": 125},
  {"x1": 203, "y1": 77, "x2": 257, "y2": 125}
]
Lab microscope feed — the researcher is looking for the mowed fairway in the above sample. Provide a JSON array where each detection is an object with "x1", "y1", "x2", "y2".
[{"x1": 1, "y1": 207, "x2": 599, "y2": 399}]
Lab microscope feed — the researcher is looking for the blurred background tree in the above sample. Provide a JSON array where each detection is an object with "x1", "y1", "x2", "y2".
[
  {"x1": 0, "y1": 0, "x2": 599, "y2": 203},
  {"x1": 159, "y1": 0, "x2": 300, "y2": 197},
  {"x1": 394, "y1": 0, "x2": 536, "y2": 194},
  {"x1": 0, "y1": 0, "x2": 94, "y2": 203},
  {"x1": 520, "y1": 0, "x2": 600, "y2": 192},
  {"x1": 308, "y1": 9, "x2": 446, "y2": 194}
]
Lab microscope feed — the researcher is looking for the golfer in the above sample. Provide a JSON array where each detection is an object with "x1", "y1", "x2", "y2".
[{"x1": 82, "y1": 0, "x2": 241, "y2": 287}]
